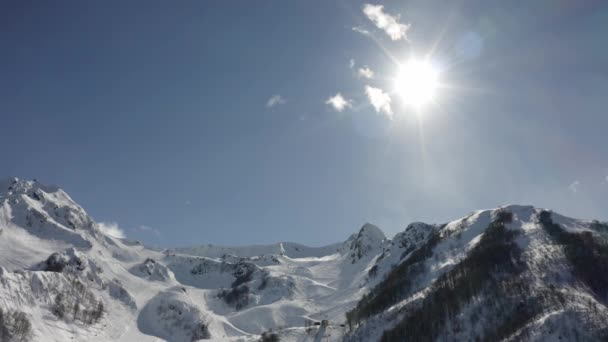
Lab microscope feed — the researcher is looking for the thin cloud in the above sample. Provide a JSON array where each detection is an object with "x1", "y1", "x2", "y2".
[
  {"x1": 362, "y1": 4, "x2": 410, "y2": 41},
  {"x1": 352, "y1": 26, "x2": 371, "y2": 37},
  {"x1": 568, "y1": 180, "x2": 580, "y2": 193},
  {"x1": 358, "y1": 67, "x2": 374, "y2": 79},
  {"x1": 326, "y1": 93, "x2": 352, "y2": 112},
  {"x1": 349, "y1": 58, "x2": 356, "y2": 69},
  {"x1": 133, "y1": 225, "x2": 161, "y2": 237},
  {"x1": 365, "y1": 85, "x2": 393, "y2": 118},
  {"x1": 98, "y1": 222, "x2": 126, "y2": 239},
  {"x1": 266, "y1": 94, "x2": 286, "y2": 108}
]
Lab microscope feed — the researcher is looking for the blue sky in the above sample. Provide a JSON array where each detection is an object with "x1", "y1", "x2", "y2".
[{"x1": 2, "y1": 1, "x2": 607, "y2": 247}]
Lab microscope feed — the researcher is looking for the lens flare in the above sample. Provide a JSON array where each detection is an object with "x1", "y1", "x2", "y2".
[{"x1": 394, "y1": 58, "x2": 439, "y2": 108}]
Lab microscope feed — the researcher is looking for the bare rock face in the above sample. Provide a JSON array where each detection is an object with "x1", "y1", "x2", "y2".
[
  {"x1": 138, "y1": 289, "x2": 211, "y2": 341},
  {"x1": 129, "y1": 258, "x2": 175, "y2": 282},
  {"x1": 347, "y1": 223, "x2": 386, "y2": 263}
]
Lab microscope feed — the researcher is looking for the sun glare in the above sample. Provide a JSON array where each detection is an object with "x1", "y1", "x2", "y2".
[{"x1": 394, "y1": 58, "x2": 439, "y2": 108}]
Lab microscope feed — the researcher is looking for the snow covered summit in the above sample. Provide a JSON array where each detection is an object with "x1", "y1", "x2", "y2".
[{"x1": 1, "y1": 178, "x2": 608, "y2": 341}]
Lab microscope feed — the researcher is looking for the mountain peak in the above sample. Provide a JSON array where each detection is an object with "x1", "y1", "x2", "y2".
[
  {"x1": 346, "y1": 223, "x2": 386, "y2": 263},
  {"x1": 0, "y1": 177, "x2": 96, "y2": 248},
  {"x1": 357, "y1": 223, "x2": 386, "y2": 242},
  {"x1": 0, "y1": 177, "x2": 61, "y2": 196}
]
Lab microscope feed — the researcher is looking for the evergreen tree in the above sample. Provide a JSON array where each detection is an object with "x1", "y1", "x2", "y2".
[
  {"x1": 9, "y1": 311, "x2": 32, "y2": 342},
  {"x1": 73, "y1": 300, "x2": 80, "y2": 321},
  {"x1": 52, "y1": 293, "x2": 66, "y2": 319},
  {"x1": 0, "y1": 308, "x2": 10, "y2": 341},
  {"x1": 92, "y1": 300, "x2": 104, "y2": 323}
]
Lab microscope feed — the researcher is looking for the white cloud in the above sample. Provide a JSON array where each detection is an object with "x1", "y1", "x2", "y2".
[
  {"x1": 349, "y1": 58, "x2": 356, "y2": 69},
  {"x1": 365, "y1": 85, "x2": 392, "y2": 117},
  {"x1": 358, "y1": 66, "x2": 374, "y2": 79},
  {"x1": 352, "y1": 26, "x2": 371, "y2": 36},
  {"x1": 326, "y1": 93, "x2": 352, "y2": 112},
  {"x1": 362, "y1": 4, "x2": 410, "y2": 41},
  {"x1": 266, "y1": 94, "x2": 286, "y2": 108},
  {"x1": 98, "y1": 222, "x2": 126, "y2": 239},
  {"x1": 133, "y1": 225, "x2": 161, "y2": 237},
  {"x1": 568, "y1": 180, "x2": 580, "y2": 193}
]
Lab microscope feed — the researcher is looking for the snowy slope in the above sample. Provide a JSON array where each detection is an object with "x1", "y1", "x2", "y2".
[
  {"x1": 1, "y1": 178, "x2": 607, "y2": 341},
  {"x1": 344, "y1": 205, "x2": 608, "y2": 342},
  {"x1": 172, "y1": 242, "x2": 342, "y2": 260}
]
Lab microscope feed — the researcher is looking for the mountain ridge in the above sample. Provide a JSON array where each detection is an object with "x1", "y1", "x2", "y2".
[{"x1": 1, "y1": 178, "x2": 607, "y2": 341}]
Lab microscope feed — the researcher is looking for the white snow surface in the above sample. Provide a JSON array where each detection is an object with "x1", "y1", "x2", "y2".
[{"x1": 1, "y1": 179, "x2": 606, "y2": 341}]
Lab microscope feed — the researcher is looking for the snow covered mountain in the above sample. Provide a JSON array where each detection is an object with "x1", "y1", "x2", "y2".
[{"x1": 1, "y1": 177, "x2": 607, "y2": 341}]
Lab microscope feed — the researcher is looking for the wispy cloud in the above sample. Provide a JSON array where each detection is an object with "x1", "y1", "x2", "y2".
[
  {"x1": 133, "y1": 225, "x2": 161, "y2": 237},
  {"x1": 568, "y1": 180, "x2": 580, "y2": 193},
  {"x1": 326, "y1": 93, "x2": 352, "y2": 112},
  {"x1": 362, "y1": 4, "x2": 410, "y2": 41},
  {"x1": 365, "y1": 85, "x2": 392, "y2": 117},
  {"x1": 352, "y1": 26, "x2": 371, "y2": 37},
  {"x1": 358, "y1": 66, "x2": 374, "y2": 79},
  {"x1": 349, "y1": 58, "x2": 356, "y2": 69},
  {"x1": 98, "y1": 222, "x2": 126, "y2": 239},
  {"x1": 266, "y1": 94, "x2": 286, "y2": 108}
]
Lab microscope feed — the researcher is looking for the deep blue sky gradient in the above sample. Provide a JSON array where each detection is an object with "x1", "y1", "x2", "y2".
[{"x1": 2, "y1": 1, "x2": 607, "y2": 246}]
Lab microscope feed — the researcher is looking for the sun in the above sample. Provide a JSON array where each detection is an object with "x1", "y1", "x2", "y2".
[{"x1": 394, "y1": 58, "x2": 439, "y2": 108}]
